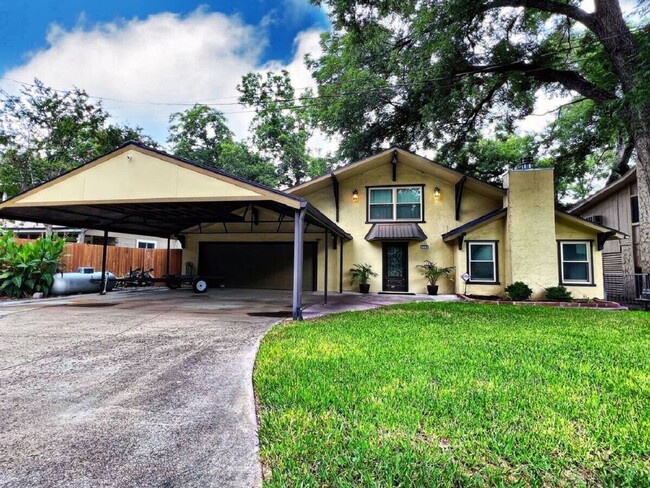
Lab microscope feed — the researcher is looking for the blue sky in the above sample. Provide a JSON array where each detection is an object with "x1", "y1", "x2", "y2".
[
  {"x1": 0, "y1": 1, "x2": 330, "y2": 145},
  {"x1": 0, "y1": 1, "x2": 328, "y2": 72}
]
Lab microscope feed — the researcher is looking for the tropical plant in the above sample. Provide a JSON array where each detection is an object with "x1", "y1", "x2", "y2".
[
  {"x1": 0, "y1": 230, "x2": 66, "y2": 298},
  {"x1": 349, "y1": 263, "x2": 378, "y2": 285},
  {"x1": 505, "y1": 281, "x2": 533, "y2": 301},
  {"x1": 416, "y1": 260, "x2": 454, "y2": 286}
]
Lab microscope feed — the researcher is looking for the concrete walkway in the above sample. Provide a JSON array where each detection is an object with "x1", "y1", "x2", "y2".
[{"x1": 0, "y1": 288, "x2": 457, "y2": 487}]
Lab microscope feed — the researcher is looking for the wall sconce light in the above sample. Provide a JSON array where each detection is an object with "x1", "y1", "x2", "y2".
[
  {"x1": 433, "y1": 187, "x2": 441, "y2": 198},
  {"x1": 352, "y1": 189, "x2": 359, "y2": 202}
]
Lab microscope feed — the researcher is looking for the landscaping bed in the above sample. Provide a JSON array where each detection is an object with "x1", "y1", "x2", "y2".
[
  {"x1": 255, "y1": 302, "x2": 650, "y2": 486},
  {"x1": 461, "y1": 294, "x2": 627, "y2": 309}
]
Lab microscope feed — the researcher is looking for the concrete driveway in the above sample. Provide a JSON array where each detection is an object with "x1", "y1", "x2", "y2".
[{"x1": 0, "y1": 288, "x2": 456, "y2": 487}]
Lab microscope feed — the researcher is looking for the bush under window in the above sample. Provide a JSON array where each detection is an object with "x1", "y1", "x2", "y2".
[
  {"x1": 545, "y1": 286, "x2": 573, "y2": 302},
  {"x1": 505, "y1": 281, "x2": 533, "y2": 301}
]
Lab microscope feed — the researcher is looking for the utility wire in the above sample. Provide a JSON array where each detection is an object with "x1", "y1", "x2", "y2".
[{"x1": 0, "y1": 26, "x2": 642, "y2": 114}]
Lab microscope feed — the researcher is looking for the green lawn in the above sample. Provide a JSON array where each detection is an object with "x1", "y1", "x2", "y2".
[{"x1": 254, "y1": 302, "x2": 650, "y2": 487}]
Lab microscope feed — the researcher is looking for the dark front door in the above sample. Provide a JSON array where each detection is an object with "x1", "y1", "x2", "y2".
[{"x1": 382, "y1": 242, "x2": 408, "y2": 292}]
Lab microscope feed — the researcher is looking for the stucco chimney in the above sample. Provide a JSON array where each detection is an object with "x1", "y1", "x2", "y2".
[{"x1": 503, "y1": 166, "x2": 558, "y2": 298}]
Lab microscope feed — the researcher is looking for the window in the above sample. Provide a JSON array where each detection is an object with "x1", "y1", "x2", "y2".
[
  {"x1": 468, "y1": 242, "x2": 497, "y2": 283},
  {"x1": 631, "y1": 195, "x2": 639, "y2": 224},
  {"x1": 368, "y1": 186, "x2": 423, "y2": 222},
  {"x1": 137, "y1": 240, "x2": 157, "y2": 249},
  {"x1": 559, "y1": 241, "x2": 592, "y2": 285}
]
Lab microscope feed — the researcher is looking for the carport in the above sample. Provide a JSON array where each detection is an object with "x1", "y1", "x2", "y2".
[{"x1": 0, "y1": 142, "x2": 351, "y2": 320}]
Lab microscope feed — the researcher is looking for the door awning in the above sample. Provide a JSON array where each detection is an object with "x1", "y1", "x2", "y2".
[{"x1": 364, "y1": 223, "x2": 427, "y2": 241}]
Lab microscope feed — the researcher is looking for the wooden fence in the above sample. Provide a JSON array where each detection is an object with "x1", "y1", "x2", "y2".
[{"x1": 16, "y1": 240, "x2": 183, "y2": 277}]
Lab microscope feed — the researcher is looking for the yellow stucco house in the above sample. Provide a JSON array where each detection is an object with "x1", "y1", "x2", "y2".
[
  {"x1": 0, "y1": 142, "x2": 624, "y2": 317},
  {"x1": 288, "y1": 147, "x2": 625, "y2": 299}
]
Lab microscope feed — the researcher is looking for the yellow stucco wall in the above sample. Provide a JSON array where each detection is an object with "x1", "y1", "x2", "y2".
[
  {"x1": 296, "y1": 156, "x2": 503, "y2": 293},
  {"x1": 504, "y1": 168, "x2": 558, "y2": 299},
  {"x1": 453, "y1": 219, "x2": 507, "y2": 296},
  {"x1": 12, "y1": 148, "x2": 267, "y2": 206},
  {"x1": 555, "y1": 219, "x2": 605, "y2": 299}
]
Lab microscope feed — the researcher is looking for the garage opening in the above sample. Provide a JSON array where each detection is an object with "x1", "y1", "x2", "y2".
[{"x1": 198, "y1": 242, "x2": 317, "y2": 291}]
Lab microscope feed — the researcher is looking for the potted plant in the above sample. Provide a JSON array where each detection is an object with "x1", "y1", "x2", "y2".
[
  {"x1": 349, "y1": 263, "x2": 378, "y2": 293},
  {"x1": 416, "y1": 260, "x2": 454, "y2": 295}
]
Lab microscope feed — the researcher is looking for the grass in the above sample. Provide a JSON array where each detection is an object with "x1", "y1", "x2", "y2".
[{"x1": 254, "y1": 302, "x2": 650, "y2": 487}]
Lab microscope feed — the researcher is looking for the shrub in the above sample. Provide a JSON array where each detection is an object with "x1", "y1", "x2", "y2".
[
  {"x1": 545, "y1": 286, "x2": 573, "y2": 302},
  {"x1": 0, "y1": 230, "x2": 66, "y2": 298},
  {"x1": 505, "y1": 281, "x2": 533, "y2": 301}
]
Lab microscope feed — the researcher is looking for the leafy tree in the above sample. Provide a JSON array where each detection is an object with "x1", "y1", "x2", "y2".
[
  {"x1": 168, "y1": 104, "x2": 234, "y2": 163},
  {"x1": 309, "y1": 0, "x2": 650, "y2": 270},
  {"x1": 218, "y1": 140, "x2": 279, "y2": 187},
  {"x1": 0, "y1": 79, "x2": 154, "y2": 195},
  {"x1": 454, "y1": 134, "x2": 541, "y2": 183},
  {"x1": 238, "y1": 70, "x2": 329, "y2": 186},
  {"x1": 167, "y1": 104, "x2": 278, "y2": 187}
]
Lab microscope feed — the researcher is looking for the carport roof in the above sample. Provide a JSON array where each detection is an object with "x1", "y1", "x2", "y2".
[{"x1": 0, "y1": 142, "x2": 352, "y2": 240}]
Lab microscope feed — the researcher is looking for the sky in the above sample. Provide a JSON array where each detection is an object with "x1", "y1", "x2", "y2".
[
  {"x1": 0, "y1": 1, "x2": 641, "y2": 158},
  {"x1": 0, "y1": 0, "x2": 330, "y2": 147}
]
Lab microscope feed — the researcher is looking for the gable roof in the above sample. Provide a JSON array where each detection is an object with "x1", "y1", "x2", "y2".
[
  {"x1": 2, "y1": 141, "x2": 302, "y2": 209},
  {"x1": 288, "y1": 147, "x2": 506, "y2": 201},
  {"x1": 570, "y1": 167, "x2": 637, "y2": 214},
  {"x1": 0, "y1": 142, "x2": 352, "y2": 239}
]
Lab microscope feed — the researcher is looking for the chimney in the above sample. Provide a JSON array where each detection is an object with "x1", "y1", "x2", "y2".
[{"x1": 503, "y1": 165, "x2": 557, "y2": 298}]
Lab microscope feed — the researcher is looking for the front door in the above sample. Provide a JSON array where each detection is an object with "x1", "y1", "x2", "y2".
[{"x1": 382, "y1": 242, "x2": 408, "y2": 292}]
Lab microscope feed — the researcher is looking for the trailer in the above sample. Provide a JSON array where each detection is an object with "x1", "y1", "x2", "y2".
[{"x1": 115, "y1": 270, "x2": 223, "y2": 293}]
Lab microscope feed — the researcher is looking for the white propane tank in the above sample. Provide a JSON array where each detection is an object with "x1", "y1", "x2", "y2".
[{"x1": 50, "y1": 271, "x2": 116, "y2": 295}]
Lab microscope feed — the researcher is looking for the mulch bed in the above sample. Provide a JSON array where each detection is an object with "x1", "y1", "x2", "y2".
[{"x1": 459, "y1": 294, "x2": 627, "y2": 310}]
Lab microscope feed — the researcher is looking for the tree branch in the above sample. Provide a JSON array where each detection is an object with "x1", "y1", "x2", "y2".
[
  {"x1": 461, "y1": 62, "x2": 618, "y2": 104},
  {"x1": 483, "y1": 0, "x2": 595, "y2": 29}
]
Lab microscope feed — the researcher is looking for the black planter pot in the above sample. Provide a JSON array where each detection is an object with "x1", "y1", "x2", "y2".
[
  {"x1": 359, "y1": 283, "x2": 370, "y2": 294},
  {"x1": 427, "y1": 284, "x2": 439, "y2": 295}
]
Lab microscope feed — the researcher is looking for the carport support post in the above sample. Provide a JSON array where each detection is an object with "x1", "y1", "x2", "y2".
[
  {"x1": 100, "y1": 230, "x2": 108, "y2": 295},
  {"x1": 292, "y1": 208, "x2": 306, "y2": 321},
  {"x1": 166, "y1": 236, "x2": 171, "y2": 276},
  {"x1": 339, "y1": 236, "x2": 343, "y2": 293},
  {"x1": 324, "y1": 229, "x2": 329, "y2": 306}
]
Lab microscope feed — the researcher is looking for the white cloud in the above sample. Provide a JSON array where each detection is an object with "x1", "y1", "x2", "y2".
[{"x1": 1, "y1": 8, "x2": 335, "y2": 154}]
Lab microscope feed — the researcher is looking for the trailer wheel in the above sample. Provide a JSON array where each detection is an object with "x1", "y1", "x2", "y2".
[
  {"x1": 166, "y1": 276, "x2": 181, "y2": 289},
  {"x1": 192, "y1": 276, "x2": 208, "y2": 293}
]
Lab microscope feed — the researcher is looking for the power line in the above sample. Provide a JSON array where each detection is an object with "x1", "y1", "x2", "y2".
[{"x1": 0, "y1": 26, "x2": 641, "y2": 113}]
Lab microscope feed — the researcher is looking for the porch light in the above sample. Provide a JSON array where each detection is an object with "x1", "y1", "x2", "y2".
[
  {"x1": 433, "y1": 187, "x2": 441, "y2": 198},
  {"x1": 352, "y1": 189, "x2": 359, "y2": 202}
]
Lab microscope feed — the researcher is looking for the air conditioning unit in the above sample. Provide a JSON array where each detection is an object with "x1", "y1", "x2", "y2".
[{"x1": 586, "y1": 215, "x2": 603, "y2": 225}]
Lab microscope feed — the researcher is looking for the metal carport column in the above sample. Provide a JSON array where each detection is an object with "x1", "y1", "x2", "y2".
[{"x1": 292, "y1": 207, "x2": 306, "y2": 320}]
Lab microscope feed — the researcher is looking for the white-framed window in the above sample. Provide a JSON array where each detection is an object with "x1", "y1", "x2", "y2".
[
  {"x1": 467, "y1": 241, "x2": 497, "y2": 283},
  {"x1": 559, "y1": 241, "x2": 592, "y2": 285},
  {"x1": 368, "y1": 186, "x2": 423, "y2": 222},
  {"x1": 137, "y1": 240, "x2": 157, "y2": 249}
]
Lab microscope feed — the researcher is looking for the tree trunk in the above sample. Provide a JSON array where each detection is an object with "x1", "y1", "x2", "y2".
[
  {"x1": 591, "y1": 1, "x2": 650, "y2": 272},
  {"x1": 633, "y1": 134, "x2": 650, "y2": 272}
]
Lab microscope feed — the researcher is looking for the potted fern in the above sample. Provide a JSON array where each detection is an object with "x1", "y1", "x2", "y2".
[
  {"x1": 349, "y1": 263, "x2": 378, "y2": 293},
  {"x1": 416, "y1": 260, "x2": 454, "y2": 295}
]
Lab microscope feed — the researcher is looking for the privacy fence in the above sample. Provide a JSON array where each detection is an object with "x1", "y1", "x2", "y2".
[
  {"x1": 604, "y1": 273, "x2": 650, "y2": 306},
  {"x1": 17, "y1": 239, "x2": 183, "y2": 278}
]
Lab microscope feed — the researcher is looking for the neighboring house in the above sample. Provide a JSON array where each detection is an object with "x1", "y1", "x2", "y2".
[
  {"x1": 0, "y1": 142, "x2": 625, "y2": 315},
  {"x1": 570, "y1": 167, "x2": 643, "y2": 300},
  {"x1": 0, "y1": 220, "x2": 179, "y2": 249}
]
